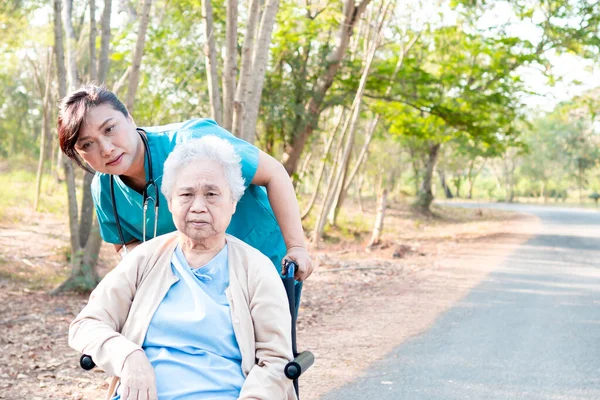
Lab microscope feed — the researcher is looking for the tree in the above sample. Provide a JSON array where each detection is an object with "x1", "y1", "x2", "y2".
[
  {"x1": 330, "y1": 16, "x2": 417, "y2": 226},
  {"x1": 312, "y1": 0, "x2": 392, "y2": 244},
  {"x1": 278, "y1": 0, "x2": 372, "y2": 176},
  {"x1": 372, "y1": 22, "x2": 544, "y2": 212},
  {"x1": 201, "y1": 0, "x2": 222, "y2": 124},
  {"x1": 222, "y1": 0, "x2": 237, "y2": 130},
  {"x1": 53, "y1": 0, "x2": 153, "y2": 293},
  {"x1": 51, "y1": 0, "x2": 98, "y2": 293},
  {"x1": 97, "y1": 0, "x2": 112, "y2": 83},
  {"x1": 237, "y1": 0, "x2": 281, "y2": 143},
  {"x1": 561, "y1": 107, "x2": 599, "y2": 203},
  {"x1": 33, "y1": 48, "x2": 54, "y2": 211},
  {"x1": 125, "y1": 0, "x2": 152, "y2": 112}
]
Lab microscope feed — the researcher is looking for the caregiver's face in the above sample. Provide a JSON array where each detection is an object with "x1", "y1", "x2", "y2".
[
  {"x1": 169, "y1": 159, "x2": 237, "y2": 243},
  {"x1": 74, "y1": 103, "x2": 141, "y2": 176}
]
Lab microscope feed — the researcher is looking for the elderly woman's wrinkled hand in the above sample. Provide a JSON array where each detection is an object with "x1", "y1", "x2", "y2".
[
  {"x1": 120, "y1": 350, "x2": 158, "y2": 400},
  {"x1": 283, "y1": 246, "x2": 313, "y2": 281}
]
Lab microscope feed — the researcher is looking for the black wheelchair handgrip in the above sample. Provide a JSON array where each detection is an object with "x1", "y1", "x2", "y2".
[
  {"x1": 80, "y1": 354, "x2": 96, "y2": 370},
  {"x1": 284, "y1": 351, "x2": 314, "y2": 380}
]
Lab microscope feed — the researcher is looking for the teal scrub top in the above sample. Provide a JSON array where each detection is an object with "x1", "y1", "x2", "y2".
[{"x1": 91, "y1": 118, "x2": 287, "y2": 270}]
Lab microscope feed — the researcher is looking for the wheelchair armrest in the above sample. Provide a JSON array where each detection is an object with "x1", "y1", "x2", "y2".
[{"x1": 284, "y1": 351, "x2": 314, "y2": 380}]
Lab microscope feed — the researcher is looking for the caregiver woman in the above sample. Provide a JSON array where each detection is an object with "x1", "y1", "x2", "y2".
[{"x1": 57, "y1": 84, "x2": 312, "y2": 282}]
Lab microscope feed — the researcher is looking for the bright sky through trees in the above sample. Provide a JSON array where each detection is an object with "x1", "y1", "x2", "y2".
[{"x1": 432, "y1": 0, "x2": 599, "y2": 112}]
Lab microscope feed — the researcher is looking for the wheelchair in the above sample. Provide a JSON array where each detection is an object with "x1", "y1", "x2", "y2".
[{"x1": 79, "y1": 260, "x2": 314, "y2": 398}]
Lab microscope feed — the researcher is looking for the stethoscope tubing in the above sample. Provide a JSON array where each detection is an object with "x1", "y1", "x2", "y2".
[{"x1": 109, "y1": 129, "x2": 159, "y2": 254}]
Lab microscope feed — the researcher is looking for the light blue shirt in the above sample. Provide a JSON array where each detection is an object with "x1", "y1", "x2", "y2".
[
  {"x1": 114, "y1": 244, "x2": 245, "y2": 400},
  {"x1": 91, "y1": 118, "x2": 287, "y2": 270}
]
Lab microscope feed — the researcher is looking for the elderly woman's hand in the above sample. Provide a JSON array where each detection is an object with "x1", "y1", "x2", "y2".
[
  {"x1": 283, "y1": 246, "x2": 313, "y2": 281},
  {"x1": 120, "y1": 350, "x2": 158, "y2": 400}
]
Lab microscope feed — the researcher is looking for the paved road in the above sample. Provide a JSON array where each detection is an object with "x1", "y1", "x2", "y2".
[{"x1": 322, "y1": 204, "x2": 600, "y2": 400}]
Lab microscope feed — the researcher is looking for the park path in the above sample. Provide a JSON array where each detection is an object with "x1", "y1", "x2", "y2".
[{"x1": 321, "y1": 204, "x2": 600, "y2": 400}]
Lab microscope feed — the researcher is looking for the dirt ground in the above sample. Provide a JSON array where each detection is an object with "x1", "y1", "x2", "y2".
[{"x1": 0, "y1": 203, "x2": 540, "y2": 399}]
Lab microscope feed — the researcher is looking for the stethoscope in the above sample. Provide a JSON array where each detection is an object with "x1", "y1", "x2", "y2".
[{"x1": 109, "y1": 128, "x2": 159, "y2": 254}]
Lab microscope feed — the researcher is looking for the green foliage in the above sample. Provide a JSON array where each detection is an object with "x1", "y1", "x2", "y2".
[
  {"x1": 259, "y1": 0, "x2": 359, "y2": 155},
  {"x1": 376, "y1": 24, "x2": 529, "y2": 148},
  {"x1": 1, "y1": 0, "x2": 599, "y2": 213},
  {"x1": 0, "y1": 0, "x2": 52, "y2": 159},
  {"x1": 502, "y1": 87, "x2": 600, "y2": 202}
]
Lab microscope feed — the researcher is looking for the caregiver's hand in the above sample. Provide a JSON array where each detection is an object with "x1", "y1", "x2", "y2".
[{"x1": 283, "y1": 246, "x2": 313, "y2": 281}]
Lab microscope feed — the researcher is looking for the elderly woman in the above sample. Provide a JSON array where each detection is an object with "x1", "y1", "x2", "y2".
[{"x1": 69, "y1": 136, "x2": 296, "y2": 400}]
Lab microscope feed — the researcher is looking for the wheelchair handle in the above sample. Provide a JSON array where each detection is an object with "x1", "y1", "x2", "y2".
[
  {"x1": 282, "y1": 260, "x2": 298, "y2": 354},
  {"x1": 283, "y1": 260, "x2": 296, "y2": 279},
  {"x1": 80, "y1": 354, "x2": 95, "y2": 370},
  {"x1": 285, "y1": 350, "x2": 315, "y2": 380}
]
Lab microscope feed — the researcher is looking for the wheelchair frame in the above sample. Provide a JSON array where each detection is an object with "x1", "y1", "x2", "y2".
[{"x1": 79, "y1": 260, "x2": 314, "y2": 398}]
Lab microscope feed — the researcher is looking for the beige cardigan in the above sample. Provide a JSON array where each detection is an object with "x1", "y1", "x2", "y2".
[{"x1": 69, "y1": 233, "x2": 297, "y2": 400}]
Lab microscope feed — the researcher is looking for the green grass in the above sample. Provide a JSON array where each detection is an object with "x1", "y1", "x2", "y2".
[
  {"x1": 0, "y1": 168, "x2": 68, "y2": 222},
  {"x1": 0, "y1": 263, "x2": 69, "y2": 290},
  {"x1": 0, "y1": 249, "x2": 70, "y2": 291}
]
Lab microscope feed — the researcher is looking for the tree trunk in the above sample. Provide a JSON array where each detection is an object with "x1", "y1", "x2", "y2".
[
  {"x1": 297, "y1": 150, "x2": 313, "y2": 185},
  {"x1": 82, "y1": 219, "x2": 103, "y2": 271},
  {"x1": 63, "y1": 0, "x2": 79, "y2": 89},
  {"x1": 300, "y1": 119, "x2": 341, "y2": 220},
  {"x1": 97, "y1": 0, "x2": 112, "y2": 83},
  {"x1": 54, "y1": 145, "x2": 64, "y2": 181},
  {"x1": 312, "y1": 112, "x2": 351, "y2": 245},
  {"x1": 578, "y1": 161, "x2": 583, "y2": 205},
  {"x1": 538, "y1": 180, "x2": 545, "y2": 203},
  {"x1": 366, "y1": 183, "x2": 387, "y2": 249},
  {"x1": 453, "y1": 176, "x2": 462, "y2": 198},
  {"x1": 333, "y1": 112, "x2": 379, "y2": 223},
  {"x1": 438, "y1": 169, "x2": 453, "y2": 199},
  {"x1": 467, "y1": 158, "x2": 485, "y2": 199},
  {"x1": 89, "y1": 0, "x2": 97, "y2": 81},
  {"x1": 232, "y1": 0, "x2": 259, "y2": 138},
  {"x1": 503, "y1": 153, "x2": 517, "y2": 203},
  {"x1": 202, "y1": 0, "x2": 222, "y2": 124},
  {"x1": 63, "y1": 161, "x2": 80, "y2": 253},
  {"x1": 51, "y1": 218, "x2": 102, "y2": 295},
  {"x1": 56, "y1": 0, "x2": 90, "y2": 291},
  {"x1": 356, "y1": 174, "x2": 365, "y2": 213},
  {"x1": 79, "y1": 172, "x2": 96, "y2": 246},
  {"x1": 112, "y1": 66, "x2": 130, "y2": 95},
  {"x1": 342, "y1": 114, "x2": 377, "y2": 184},
  {"x1": 34, "y1": 48, "x2": 54, "y2": 211},
  {"x1": 414, "y1": 143, "x2": 440, "y2": 214},
  {"x1": 125, "y1": 0, "x2": 152, "y2": 113},
  {"x1": 222, "y1": 0, "x2": 238, "y2": 131},
  {"x1": 348, "y1": 3, "x2": 366, "y2": 61},
  {"x1": 53, "y1": 0, "x2": 67, "y2": 182},
  {"x1": 408, "y1": 146, "x2": 420, "y2": 195},
  {"x1": 282, "y1": 0, "x2": 372, "y2": 176},
  {"x1": 52, "y1": 0, "x2": 104, "y2": 294},
  {"x1": 242, "y1": 0, "x2": 280, "y2": 143},
  {"x1": 327, "y1": 1, "x2": 390, "y2": 226}
]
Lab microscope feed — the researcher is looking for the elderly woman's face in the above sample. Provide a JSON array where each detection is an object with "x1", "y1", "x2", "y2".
[{"x1": 168, "y1": 159, "x2": 237, "y2": 243}]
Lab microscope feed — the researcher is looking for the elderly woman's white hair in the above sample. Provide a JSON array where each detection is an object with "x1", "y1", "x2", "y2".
[{"x1": 161, "y1": 135, "x2": 246, "y2": 202}]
